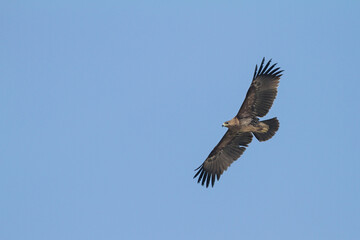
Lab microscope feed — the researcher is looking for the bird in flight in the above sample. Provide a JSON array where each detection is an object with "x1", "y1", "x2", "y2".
[{"x1": 194, "y1": 58, "x2": 283, "y2": 188}]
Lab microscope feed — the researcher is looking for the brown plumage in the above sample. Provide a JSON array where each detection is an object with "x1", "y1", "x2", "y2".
[{"x1": 194, "y1": 58, "x2": 283, "y2": 188}]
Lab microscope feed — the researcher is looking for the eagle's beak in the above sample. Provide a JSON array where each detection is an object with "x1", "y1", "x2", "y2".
[{"x1": 222, "y1": 123, "x2": 227, "y2": 127}]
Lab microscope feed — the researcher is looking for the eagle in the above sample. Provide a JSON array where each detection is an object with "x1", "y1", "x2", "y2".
[{"x1": 194, "y1": 58, "x2": 283, "y2": 188}]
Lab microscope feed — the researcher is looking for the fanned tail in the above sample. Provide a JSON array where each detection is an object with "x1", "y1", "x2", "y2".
[{"x1": 253, "y1": 117, "x2": 279, "y2": 142}]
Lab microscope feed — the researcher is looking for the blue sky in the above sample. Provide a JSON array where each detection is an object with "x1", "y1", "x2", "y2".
[{"x1": 1, "y1": 1, "x2": 360, "y2": 239}]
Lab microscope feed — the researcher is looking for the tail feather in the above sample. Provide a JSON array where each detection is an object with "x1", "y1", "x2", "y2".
[{"x1": 253, "y1": 117, "x2": 279, "y2": 142}]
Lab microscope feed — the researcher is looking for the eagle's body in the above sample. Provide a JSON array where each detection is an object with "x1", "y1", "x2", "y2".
[
  {"x1": 194, "y1": 58, "x2": 283, "y2": 188},
  {"x1": 224, "y1": 117, "x2": 269, "y2": 133}
]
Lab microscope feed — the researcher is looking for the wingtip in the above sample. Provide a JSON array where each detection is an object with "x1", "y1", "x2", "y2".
[
  {"x1": 194, "y1": 164, "x2": 218, "y2": 188},
  {"x1": 201, "y1": 171, "x2": 207, "y2": 186},
  {"x1": 253, "y1": 64, "x2": 258, "y2": 79},
  {"x1": 253, "y1": 58, "x2": 283, "y2": 78},
  {"x1": 194, "y1": 164, "x2": 202, "y2": 171}
]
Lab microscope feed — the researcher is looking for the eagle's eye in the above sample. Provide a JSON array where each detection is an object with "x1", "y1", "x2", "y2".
[{"x1": 225, "y1": 122, "x2": 229, "y2": 124}]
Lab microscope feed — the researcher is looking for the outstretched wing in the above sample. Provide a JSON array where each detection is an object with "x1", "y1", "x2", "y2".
[
  {"x1": 237, "y1": 58, "x2": 283, "y2": 118},
  {"x1": 194, "y1": 131, "x2": 253, "y2": 188}
]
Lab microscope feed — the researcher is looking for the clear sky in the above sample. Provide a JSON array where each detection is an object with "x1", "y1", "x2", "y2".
[{"x1": 1, "y1": 1, "x2": 360, "y2": 240}]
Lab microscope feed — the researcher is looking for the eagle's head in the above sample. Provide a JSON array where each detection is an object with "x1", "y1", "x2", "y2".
[
  {"x1": 222, "y1": 118, "x2": 239, "y2": 128},
  {"x1": 222, "y1": 121, "x2": 230, "y2": 127}
]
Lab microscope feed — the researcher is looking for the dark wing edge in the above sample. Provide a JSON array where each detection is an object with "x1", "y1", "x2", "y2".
[
  {"x1": 193, "y1": 132, "x2": 253, "y2": 188},
  {"x1": 237, "y1": 58, "x2": 283, "y2": 118}
]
